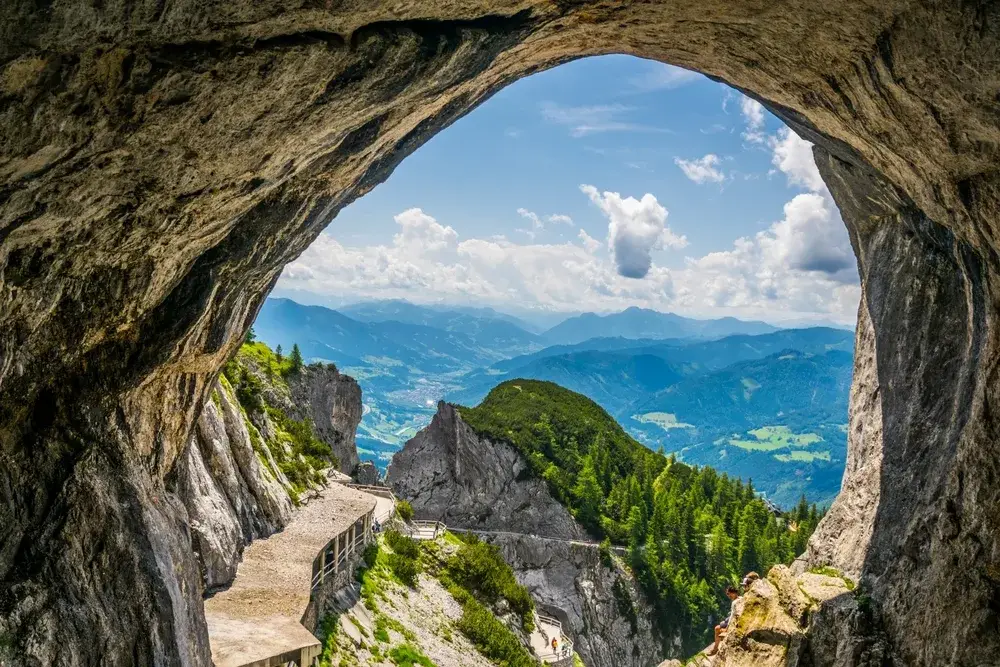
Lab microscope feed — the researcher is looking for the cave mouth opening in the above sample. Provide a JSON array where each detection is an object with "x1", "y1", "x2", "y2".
[
  {"x1": 2, "y1": 3, "x2": 997, "y2": 665},
  {"x1": 257, "y1": 54, "x2": 860, "y2": 511}
]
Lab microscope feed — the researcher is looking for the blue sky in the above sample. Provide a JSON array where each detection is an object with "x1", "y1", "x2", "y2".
[{"x1": 275, "y1": 56, "x2": 860, "y2": 325}]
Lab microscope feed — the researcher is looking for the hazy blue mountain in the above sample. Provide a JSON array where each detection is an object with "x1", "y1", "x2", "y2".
[
  {"x1": 254, "y1": 297, "x2": 853, "y2": 506},
  {"x1": 452, "y1": 327, "x2": 854, "y2": 407},
  {"x1": 635, "y1": 349, "x2": 853, "y2": 430},
  {"x1": 339, "y1": 299, "x2": 541, "y2": 356},
  {"x1": 255, "y1": 298, "x2": 503, "y2": 374},
  {"x1": 541, "y1": 306, "x2": 778, "y2": 345},
  {"x1": 448, "y1": 350, "x2": 685, "y2": 414}
]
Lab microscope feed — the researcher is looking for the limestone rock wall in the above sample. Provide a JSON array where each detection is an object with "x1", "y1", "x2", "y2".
[
  {"x1": 2, "y1": 1, "x2": 1000, "y2": 663},
  {"x1": 387, "y1": 401, "x2": 586, "y2": 541},
  {"x1": 169, "y1": 380, "x2": 293, "y2": 590},
  {"x1": 493, "y1": 534, "x2": 668, "y2": 667},
  {"x1": 286, "y1": 364, "x2": 363, "y2": 475}
]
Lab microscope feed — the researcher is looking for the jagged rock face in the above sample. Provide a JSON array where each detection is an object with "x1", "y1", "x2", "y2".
[
  {"x1": 387, "y1": 402, "x2": 586, "y2": 540},
  {"x1": 389, "y1": 402, "x2": 666, "y2": 666},
  {"x1": 685, "y1": 565, "x2": 890, "y2": 667},
  {"x1": 492, "y1": 534, "x2": 667, "y2": 667},
  {"x1": 169, "y1": 380, "x2": 293, "y2": 590},
  {"x1": 286, "y1": 364, "x2": 362, "y2": 475},
  {"x1": 2, "y1": 1, "x2": 1000, "y2": 664}
]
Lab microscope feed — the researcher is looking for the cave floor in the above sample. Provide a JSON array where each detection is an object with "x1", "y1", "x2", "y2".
[{"x1": 204, "y1": 482, "x2": 377, "y2": 667}]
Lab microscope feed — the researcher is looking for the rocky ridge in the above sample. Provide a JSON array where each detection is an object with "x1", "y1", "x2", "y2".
[
  {"x1": 388, "y1": 401, "x2": 667, "y2": 667},
  {"x1": 387, "y1": 401, "x2": 586, "y2": 541}
]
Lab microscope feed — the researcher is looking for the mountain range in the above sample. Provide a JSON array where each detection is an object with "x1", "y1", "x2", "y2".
[{"x1": 253, "y1": 297, "x2": 855, "y2": 506}]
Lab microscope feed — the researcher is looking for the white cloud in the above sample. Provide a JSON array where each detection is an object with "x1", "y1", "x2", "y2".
[
  {"x1": 578, "y1": 229, "x2": 602, "y2": 253},
  {"x1": 276, "y1": 151, "x2": 858, "y2": 325},
  {"x1": 580, "y1": 184, "x2": 688, "y2": 279},
  {"x1": 674, "y1": 154, "x2": 726, "y2": 184},
  {"x1": 518, "y1": 208, "x2": 574, "y2": 232},
  {"x1": 517, "y1": 208, "x2": 543, "y2": 230},
  {"x1": 628, "y1": 63, "x2": 700, "y2": 92},
  {"x1": 540, "y1": 102, "x2": 670, "y2": 137},
  {"x1": 771, "y1": 128, "x2": 825, "y2": 192},
  {"x1": 740, "y1": 96, "x2": 767, "y2": 144}
]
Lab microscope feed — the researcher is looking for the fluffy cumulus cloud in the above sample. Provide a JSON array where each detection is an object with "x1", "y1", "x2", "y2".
[
  {"x1": 674, "y1": 154, "x2": 726, "y2": 184},
  {"x1": 580, "y1": 185, "x2": 688, "y2": 278},
  {"x1": 771, "y1": 128, "x2": 825, "y2": 191},
  {"x1": 277, "y1": 130, "x2": 859, "y2": 324},
  {"x1": 667, "y1": 125, "x2": 858, "y2": 318},
  {"x1": 740, "y1": 96, "x2": 767, "y2": 144}
]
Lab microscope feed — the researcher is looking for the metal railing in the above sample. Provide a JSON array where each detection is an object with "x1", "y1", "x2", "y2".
[
  {"x1": 535, "y1": 611, "x2": 574, "y2": 664},
  {"x1": 346, "y1": 483, "x2": 396, "y2": 500},
  {"x1": 403, "y1": 520, "x2": 446, "y2": 541}
]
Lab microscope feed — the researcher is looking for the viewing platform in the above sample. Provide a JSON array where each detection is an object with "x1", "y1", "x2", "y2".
[{"x1": 204, "y1": 482, "x2": 378, "y2": 667}]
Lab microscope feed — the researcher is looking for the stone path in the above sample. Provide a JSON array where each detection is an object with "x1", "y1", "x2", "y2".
[{"x1": 204, "y1": 482, "x2": 377, "y2": 667}]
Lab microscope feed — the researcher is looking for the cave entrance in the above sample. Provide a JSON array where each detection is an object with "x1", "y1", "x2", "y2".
[
  {"x1": 257, "y1": 54, "x2": 860, "y2": 513},
  {"x1": 1, "y1": 3, "x2": 997, "y2": 666}
]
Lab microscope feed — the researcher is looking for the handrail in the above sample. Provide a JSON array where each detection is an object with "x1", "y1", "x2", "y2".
[{"x1": 310, "y1": 508, "x2": 375, "y2": 590}]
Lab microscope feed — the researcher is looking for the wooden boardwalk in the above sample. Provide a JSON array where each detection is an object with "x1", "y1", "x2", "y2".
[{"x1": 204, "y1": 483, "x2": 377, "y2": 667}]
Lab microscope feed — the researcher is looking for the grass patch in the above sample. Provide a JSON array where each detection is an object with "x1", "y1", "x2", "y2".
[
  {"x1": 632, "y1": 412, "x2": 694, "y2": 430},
  {"x1": 385, "y1": 530, "x2": 422, "y2": 587},
  {"x1": 388, "y1": 643, "x2": 435, "y2": 667},
  {"x1": 774, "y1": 450, "x2": 831, "y2": 463},
  {"x1": 730, "y1": 425, "x2": 823, "y2": 452}
]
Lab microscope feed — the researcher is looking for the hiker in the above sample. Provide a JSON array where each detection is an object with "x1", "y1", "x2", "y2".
[
  {"x1": 551, "y1": 637, "x2": 558, "y2": 653},
  {"x1": 707, "y1": 585, "x2": 740, "y2": 656},
  {"x1": 742, "y1": 571, "x2": 760, "y2": 592}
]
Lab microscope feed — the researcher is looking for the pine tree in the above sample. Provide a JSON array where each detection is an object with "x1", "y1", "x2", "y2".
[
  {"x1": 289, "y1": 343, "x2": 303, "y2": 373},
  {"x1": 244, "y1": 327, "x2": 256, "y2": 343},
  {"x1": 275, "y1": 344, "x2": 283, "y2": 362},
  {"x1": 573, "y1": 455, "x2": 604, "y2": 529}
]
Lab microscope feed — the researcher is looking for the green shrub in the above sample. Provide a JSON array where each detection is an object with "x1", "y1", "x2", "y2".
[
  {"x1": 445, "y1": 536, "x2": 534, "y2": 631},
  {"x1": 362, "y1": 541, "x2": 379, "y2": 569},
  {"x1": 388, "y1": 553, "x2": 420, "y2": 587},
  {"x1": 455, "y1": 599, "x2": 539, "y2": 667},
  {"x1": 385, "y1": 530, "x2": 420, "y2": 559},
  {"x1": 396, "y1": 499, "x2": 415, "y2": 522},
  {"x1": 316, "y1": 614, "x2": 339, "y2": 667},
  {"x1": 388, "y1": 643, "x2": 435, "y2": 667}
]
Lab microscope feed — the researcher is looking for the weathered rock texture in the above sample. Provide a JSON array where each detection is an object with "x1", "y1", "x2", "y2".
[
  {"x1": 682, "y1": 566, "x2": 890, "y2": 667},
  {"x1": 169, "y1": 380, "x2": 294, "y2": 590},
  {"x1": 1, "y1": 1, "x2": 999, "y2": 664},
  {"x1": 387, "y1": 401, "x2": 586, "y2": 541},
  {"x1": 492, "y1": 534, "x2": 667, "y2": 667},
  {"x1": 286, "y1": 363, "x2": 362, "y2": 475}
]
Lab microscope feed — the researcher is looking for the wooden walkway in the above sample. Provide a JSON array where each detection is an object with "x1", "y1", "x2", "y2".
[{"x1": 204, "y1": 483, "x2": 377, "y2": 667}]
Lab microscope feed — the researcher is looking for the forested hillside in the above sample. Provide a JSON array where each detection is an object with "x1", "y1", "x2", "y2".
[{"x1": 457, "y1": 380, "x2": 821, "y2": 652}]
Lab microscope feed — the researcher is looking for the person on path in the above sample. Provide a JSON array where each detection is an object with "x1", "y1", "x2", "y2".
[
  {"x1": 551, "y1": 637, "x2": 558, "y2": 653},
  {"x1": 708, "y1": 585, "x2": 740, "y2": 656}
]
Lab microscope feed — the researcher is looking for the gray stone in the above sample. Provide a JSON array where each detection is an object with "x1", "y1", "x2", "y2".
[
  {"x1": 354, "y1": 461, "x2": 380, "y2": 486},
  {"x1": 387, "y1": 402, "x2": 585, "y2": 540}
]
